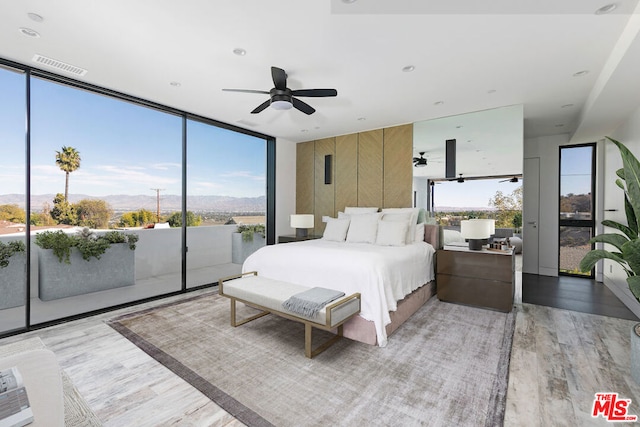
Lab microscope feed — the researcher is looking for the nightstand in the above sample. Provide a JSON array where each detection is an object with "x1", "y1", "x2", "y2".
[
  {"x1": 436, "y1": 245, "x2": 514, "y2": 312},
  {"x1": 277, "y1": 234, "x2": 323, "y2": 244}
]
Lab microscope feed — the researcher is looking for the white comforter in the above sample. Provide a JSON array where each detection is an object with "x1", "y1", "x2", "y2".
[{"x1": 242, "y1": 239, "x2": 435, "y2": 346}]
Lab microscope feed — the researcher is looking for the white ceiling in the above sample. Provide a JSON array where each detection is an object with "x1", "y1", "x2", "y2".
[{"x1": 1, "y1": 0, "x2": 639, "y2": 144}]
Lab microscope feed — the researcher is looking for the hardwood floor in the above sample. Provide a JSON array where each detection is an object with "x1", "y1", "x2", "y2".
[
  {"x1": 522, "y1": 273, "x2": 638, "y2": 321},
  {"x1": 1, "y1": 268, "x2": 639, "y2": 426}
]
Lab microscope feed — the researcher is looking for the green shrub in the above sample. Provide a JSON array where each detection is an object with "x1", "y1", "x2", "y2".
[
  {"x1": 35, "y1": 228, "x2": 138, "y2": 264},
  {"x1": 236, "y1": 224, "x2": 266, "y2": 242},
  {"x1": 0, "y1": 240, "x2": 26, "y2": 268}
]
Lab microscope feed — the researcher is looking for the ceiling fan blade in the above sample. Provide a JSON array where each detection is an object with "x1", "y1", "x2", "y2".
[
  {"x1": 222, "y1": 89, "x2": 270, "y2": 94},
  {"x1": 271, "y1": 67, "x2": 287, "y2": 90},
  {"x1": 291, "y1": 89, "x2": 338, "y2": 97},
  {"x1": 413, "y1": 157, "x2": 420, "y2": 162},
  {"x1": 250, "y1": 99, "x2": 271, "y2": 114},
  {"x1": 292, "y1": 97, "x2": 315, "y2": 115}
]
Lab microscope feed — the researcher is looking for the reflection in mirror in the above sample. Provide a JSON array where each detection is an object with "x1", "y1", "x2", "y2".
[{"x1": 412, "y1": 104, "x2": 524, "y2": 214}]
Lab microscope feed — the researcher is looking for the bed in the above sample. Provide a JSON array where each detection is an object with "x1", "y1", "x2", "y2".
[{"x1": 242, "y1": 219, "x2": 440, "y2": 347}]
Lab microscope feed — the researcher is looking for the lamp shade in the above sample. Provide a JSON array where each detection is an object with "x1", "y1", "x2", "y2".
[
  {"x1": 460, "y1": 219, "x2": 492, "y2": 239},
  {"x1": 290, "y1": 214, "x2": 314, "y2": 229},
  {"x1": 470, "y1": 218, "x2": 495, "y2": 235}
]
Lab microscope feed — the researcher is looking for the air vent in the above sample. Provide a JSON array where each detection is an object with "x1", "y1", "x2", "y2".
[{"x1": 32, "y1": 54, "x2": 87, "y2": 77}]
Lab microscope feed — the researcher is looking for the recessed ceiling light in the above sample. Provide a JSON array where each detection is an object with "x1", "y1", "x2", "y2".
[
  {"x1": 27, "y1": 13, "x2": 44, "y2": 23},
  {"x1": 357, "y1": 117, "x2": 366, "y2": 121},
  {"x1": 233, "y1": 48, "x2": 246, "y2": 56},
  {"x1": 487, "y1": 89, "x2": 497, "y2": 94},
  {"x1": 342, "y1": 0, "x2": 357, "y2": 3},
  {"x1": 314, "y1": 126, "x2": 320, "y2": 130},
  {"x1": 573, "y1": 70, "x2": 589, "y2": 77},
  {"x1": 561, "y1": 104, "x2": 574, "y2": 108},
  {"x1": 402, "y1": 65, "x2": 415, "y2": 72},
  {"x1": 19, "y1": 27, "x2": 40, "y2": 38},
  {"x1": 434, "y1": 101, "x2": 444, "y2": 105},
  {"x1": 301, "y1": 129, "x2": 309, "y2": 133},
  {"x1": 595, "y1": 3, "x2": 617, "y2": 14},
  {"x1": 555, "y1": 124, "x2": 565, "y2": 127},
  {"x1": 169, "y1": 81, "x2": 181, "y2": 87},
  {"x1": 456, "y1": 125, "x2": 463, "y2": 129}
]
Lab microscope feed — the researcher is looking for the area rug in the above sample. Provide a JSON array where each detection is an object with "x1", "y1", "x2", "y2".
[{"x1": 108, "y1": 291, "x2": 516, "y2": 427}]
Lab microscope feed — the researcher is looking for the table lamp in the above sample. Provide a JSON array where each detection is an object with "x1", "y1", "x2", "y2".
[
  {"x1": 290, "y1": 214, "x2": 314, "y2": 238},
  {"x1": 460, "y1": 219, "x2": 494, "y2": 250}
]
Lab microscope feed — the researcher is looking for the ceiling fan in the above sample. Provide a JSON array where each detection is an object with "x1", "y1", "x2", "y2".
[
  {"x1": 413, "y1": 152, "x2": 428, "y2": 167},
  {"x1": 222, "y1": 66, "x2": 337, "y2": 115},
  {"x1": 500, "y1": 176, "x2": 519, "y2": 183},
  {"x1": 448, "y1": 174, "x2": 465, "y2": 183}
]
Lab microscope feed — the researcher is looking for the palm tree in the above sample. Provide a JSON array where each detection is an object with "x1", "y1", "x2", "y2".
[{"x1": 55, "y1": 146, "x2": 81, "y2": 202}]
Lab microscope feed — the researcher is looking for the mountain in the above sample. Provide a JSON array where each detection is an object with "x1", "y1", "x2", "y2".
[{"x1": 0, "y1": 194, "x2": 266, "y2": 212}]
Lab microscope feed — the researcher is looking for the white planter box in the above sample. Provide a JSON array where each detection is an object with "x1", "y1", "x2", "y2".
[
  {"x1": 0, "y1": 253, "x2": 26, "y2": 309},
  {"x1": 231, "y1": 233, "x2": 265, "y2": 264},
  {"x1": 38, "y1": 244, "x2": 135, "y2": 301}
]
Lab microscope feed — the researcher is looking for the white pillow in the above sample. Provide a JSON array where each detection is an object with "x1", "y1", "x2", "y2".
[
  {"x1": 344, "y1": 207, "x2": 379, "y2": 214},
  {"x1": 375, "y1": 220, "x2": 408, "y2": 246},
  {"x1": 381, "y1": 212, "x2": 413, "y2": 244},
  {"x1": 322, "y1": 218, "x2": 350, "y2": 242},
  {"x1": 414, "y1": 222, "x2": 425, "y2": 243},
  {"x1": 346, "y1": 213, "x2": 380, "y2": 243},
  {"x1": 443, "y1": 229, "x2": 464, "y2": 245},
  {"x1": 381, "y1": 208, "x2": 419, "y2": 242}
]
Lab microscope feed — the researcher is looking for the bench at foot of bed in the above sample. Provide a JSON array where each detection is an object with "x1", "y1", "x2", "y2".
[{"x1": 218, "y1": 271, "x2": 361, "y2": 358}]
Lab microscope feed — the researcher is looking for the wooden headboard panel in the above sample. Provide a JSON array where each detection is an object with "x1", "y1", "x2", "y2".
[{"x1": 424, "y1": 224, "x2": 442, "y2": 250}]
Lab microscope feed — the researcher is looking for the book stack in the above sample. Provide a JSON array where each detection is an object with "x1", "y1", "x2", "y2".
[{"x1": 0, "y1": 367, "x2": 33, "y2": 427}]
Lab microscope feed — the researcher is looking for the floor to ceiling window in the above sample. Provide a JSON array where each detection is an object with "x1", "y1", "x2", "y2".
[
  {"x1": 559, "y1": 144, "x2": 596, "y2": 277},
  {"x1": 185, "y1": 119, "x2": 267, "y2": 289},
  {"x1": 0, "y1": 65, "x2": 27, "y2": 334},
  {"x1": 0, "y1": 58, "x2": 273, "y2": 336}
]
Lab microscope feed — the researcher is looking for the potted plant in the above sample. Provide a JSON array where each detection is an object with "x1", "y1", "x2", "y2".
[
  {"x1": 232, "y1": 224, "x2": 266, "y2": 264},
  {"x1": 35, "y1": 228, "x2": 139, "y2": 301},
  {"x1": 0, "y1": 240, "x2": 27, "y2": 309},
  {"x1": 579, "y1": 137, "x2": 640, "y2": 380}
]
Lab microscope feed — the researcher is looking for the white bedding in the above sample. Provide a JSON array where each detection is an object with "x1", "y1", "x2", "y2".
[{"x1": 242, "y1": 239, "x2": 435, "y2": 347}]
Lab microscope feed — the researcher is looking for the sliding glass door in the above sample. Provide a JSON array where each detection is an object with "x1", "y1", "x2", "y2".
[{"x1": 559, "y1": 144, "x2": 595, "y2": 277}]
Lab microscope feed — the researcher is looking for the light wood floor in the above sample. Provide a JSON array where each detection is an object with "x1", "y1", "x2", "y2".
[{"x1": 1, "y1": 266, "x2": 639, "y2": 426}]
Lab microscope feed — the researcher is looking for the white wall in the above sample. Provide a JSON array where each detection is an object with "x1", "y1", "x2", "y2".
[
  {"x1": 275, "y1": 137, "x2": 297, "y2": 239},
  {"x1": 602, "y1": 105, "x2": 640, "y2": 318},
  {"x1": 523, "y1": 133, "x2": 569, "y2": 276}
]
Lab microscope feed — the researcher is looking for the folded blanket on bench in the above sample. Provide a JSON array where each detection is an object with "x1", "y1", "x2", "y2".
[{"x1": 282, "y1": 287, "x2": 346, "y2": 318}]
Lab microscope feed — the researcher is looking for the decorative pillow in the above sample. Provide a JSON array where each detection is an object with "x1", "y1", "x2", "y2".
[
  {"x1": 322, "y1": 218, "x2": 351, "y2": 242},
  {"x1": 381, "y1": 212, "x2": 413, "y2": 244},
  {"x1": 344, "y1": 207, "x2": 379, "y2": 214},
  {"x1": 443, "y1": 229, "x2": 464, "y2": 245},
  {"x1": 346, "y1": 213, "x2": 381, "y2": 243},
  {"x1": 375, "y1": 220, "x2": 408, "y2": 246},
  {"x1": 414, "y1": 222, "x2": 425, "y2": 243},
  {"x1": 381, "y1": 208, "x2": 420, "y2": 242}
]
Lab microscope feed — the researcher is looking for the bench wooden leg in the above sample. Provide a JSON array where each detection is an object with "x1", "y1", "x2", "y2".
[
  {"x1": 305, "y1": 324, "x2": 344, "y2": 358},
  {"x1": 230, "y1": 298, "x2": 269, "y2": 327}
]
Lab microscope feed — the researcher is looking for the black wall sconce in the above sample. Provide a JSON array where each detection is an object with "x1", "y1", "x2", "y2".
[{"x1": 324, "y1": 154, "x2": 332, "y2": 184}]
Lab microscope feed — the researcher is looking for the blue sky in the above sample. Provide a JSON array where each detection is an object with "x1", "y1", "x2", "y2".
[
  {"x1": 433, "y1": 179, "x2": 521, "y2": 208},
  {"x1": 0, "y1": 70, "x2": 267, "y2": 198}
]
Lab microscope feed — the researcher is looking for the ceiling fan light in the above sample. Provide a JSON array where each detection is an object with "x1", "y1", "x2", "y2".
[
  {"x1": 271, "y1": 100, "x2": 292, "y2": 110},
  {"x1": 415, "y1": 163, "x2": 427, "y2": 168}
]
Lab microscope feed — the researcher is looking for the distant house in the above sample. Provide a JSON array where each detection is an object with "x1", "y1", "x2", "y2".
[{"x1": 225, "y1": 216, "x2": 265, "y2": 226}]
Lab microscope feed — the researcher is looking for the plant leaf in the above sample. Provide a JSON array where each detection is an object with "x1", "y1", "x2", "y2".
[
  {"x1": 579, "y1": 249, "x2": 627, "y2": 273},
  {"x1": 622, "y1": 239, "x2": 640, "y2": 277},
  {"x1": 625, "y1": 192, "x2": 639, "y2": 236},
  {"x1": 628, "y1": 276, "x2": 640, "y2": 303},
  {"x1": 589, "y1": 233, "x2": 629, "y2": 251},
  {"x1": 616, "y1": 178, "x2": 625, "y2": 190},
  {"x1": 617, "y1": 168, "x2": 626, "y2": 180},
  {"x1": 601, "y1": 219, "x2": 636, "y2": 240},
  {"x1": 608, "y1": 137, "x2": 640, "y2": 230}
]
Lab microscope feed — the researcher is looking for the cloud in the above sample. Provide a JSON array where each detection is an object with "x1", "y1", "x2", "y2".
[
  {"x1": 150, "y1": 162, "x2": 181, "y2": 171},
  {"x1": 219, "y1": 171, "x2": 266, "y2": 181}
]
